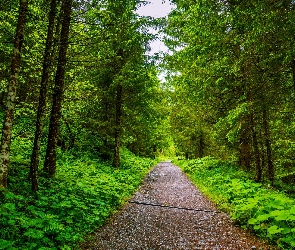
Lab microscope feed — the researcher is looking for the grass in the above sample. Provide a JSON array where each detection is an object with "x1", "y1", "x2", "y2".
[
  {"x1": 176, "y1": 157, "x2": 295, "y2": 250},
  {"x1": 0, "y1": 148, "x2": 155, "y2": 249}
]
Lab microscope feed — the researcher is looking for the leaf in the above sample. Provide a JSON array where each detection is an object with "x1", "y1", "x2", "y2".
[
  {"x1": 281, "y1": 236, "x2": 295, "y2": 247},
  {"x1": 256, "y1": 214, "x2": 271, "y2": 221},
  {"x1": 248, "y1": 218, "x2": 257, "y2": 224},
  {"x1": 1, "y1": 203, "x2": 16, "y2": 210},
  {"x1": 0, "y1": 239, "x2": 14, "y2": 249},
  {"x1": 58, "y1": 200, "x2": 72, "y2": 208},
  {"x1": 281, "y1": 227, "x2": 291, "y2": 234},
  {"x1": 269, "y1": 210, "x2": 290, "y2": 221},
  {"x1": 61, "y1": 245, "x2": 71, "y2": 250},
  {"x1": 289, "y1": 206, "x2": 295, "y2": 215},
  {"x1": 24, "y1": 229, "x2": 44, "y2": 239},
  {"x1": 267, "y1": 225, "x2": 283, "y2": 235},
  {"x1": 66, "y1": 218, "x2": 73, "y2": 224},
  {"x1": 7, "y1": 220, "x2": 16, "y2": 225}
]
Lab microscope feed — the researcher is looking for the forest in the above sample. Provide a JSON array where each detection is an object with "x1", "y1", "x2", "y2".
[{"x1": 1, "y1": 0, "x2": 295, "y2": 249}]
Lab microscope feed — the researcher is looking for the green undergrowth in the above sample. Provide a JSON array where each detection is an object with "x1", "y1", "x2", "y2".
[
  {"x1": 176, "y1": 157, "x2": 295, "y2": 249},
  {"x1": 0, "y1": 149, "x2": 155, "y2": 249}
]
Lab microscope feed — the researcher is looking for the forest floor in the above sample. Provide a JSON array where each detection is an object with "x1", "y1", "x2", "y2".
[{"x1": 81, "y1": 162, "x2": 277, "y2": 250}]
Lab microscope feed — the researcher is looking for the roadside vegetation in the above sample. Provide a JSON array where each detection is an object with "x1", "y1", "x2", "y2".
[
  {"x1": 0, "y1": 1, "x2": 165, "y2": 248},
  {"x1": 0, "y1": 147, "x2": 154, "y2": 249},
  {"x1": 177, "y1": 158, "x2": 295, "y2": 250}
]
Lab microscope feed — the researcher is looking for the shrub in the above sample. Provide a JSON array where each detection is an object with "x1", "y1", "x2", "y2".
[
  {"x1": 177, "y1": 158, "x2": 295, "y2": 249},
  {"x1": 0, "y1": 149, "x2": 155, "y2": 249}
]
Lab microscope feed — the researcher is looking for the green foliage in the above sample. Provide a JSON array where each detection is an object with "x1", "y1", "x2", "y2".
[
  {"x1": 165, "y1": 0, "x2": 295, "y2": 182},
  {"x1": 0, "y1": 149, "x2": 154, "y2": 249},
  {"x1": 178, "y1": 158, "x2": 295, "y2": 249}
]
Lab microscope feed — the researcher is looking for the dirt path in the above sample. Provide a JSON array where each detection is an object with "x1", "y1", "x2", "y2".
[{"x1": 83, "y1": 162, "x2": 276, "y2": 249}]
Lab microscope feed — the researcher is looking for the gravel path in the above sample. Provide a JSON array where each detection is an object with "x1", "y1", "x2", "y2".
[{"x1": 83, "y1": 162, "x2": 277, "y2": 250}]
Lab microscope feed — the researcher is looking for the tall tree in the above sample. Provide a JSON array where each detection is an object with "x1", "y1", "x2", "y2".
[
  {"x1": 29, "y1": 0, "x2": 58, "y2": 191},
  {"x1": 165, "y1": 0, "x2": 295, "y2": 183},
  {"x1": 44, "y1": 0, "x2": 73, "y2": 177},
  {"x1": 0, "y1": 0, "x2": 28, "y2": 188}
]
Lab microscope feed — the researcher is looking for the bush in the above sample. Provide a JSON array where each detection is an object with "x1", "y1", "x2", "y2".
[
  {"x1": 177, "y1": 158, "x2": 295, "y2": 249},
  {"x1": 0, "y1": 149, "x2": 155, "y2": 249}
]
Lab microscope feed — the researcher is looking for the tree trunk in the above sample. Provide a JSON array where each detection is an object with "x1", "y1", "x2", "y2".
[
  {"x1": 0, "y1": 92, "x2": 5, "y2": 109},
  {"x1": 113, "y1": 84, "x2": 123, "y2": 167},
  {"x1": 185, "y1": 152, "x2": 189, "y2": 160},
  {"x1": 262, "y1": 107, "x2": 274, "y2": 184},
  {"x1": 0, "y1": 0, "x2": 28, "y2": 188},
  {"x1": 239, "y1": 117, "x2": 251, "y2": 171},
  {"x1": 247, "y1": 89, "x2": 262, "y2": 182},
  {"x1": 102, "y1": 97, "x2": 110, "y2": 149},
  {"x1": 30, "y1": 0, "x2": 57, "y2": 192},
  {"x1": 250, "y1": 114, "x2": 262, "y2": 182},
  {"x1": 44, "y1": 0, "x2": 73, "y2": 177},
  {"x1": 250, "y1": 112, "x2": 262, "y2": 182},
  {"x1": 292, "y1": 59, "x2": 295, "y2": 92},
  {"x1": 199, "y1": 133, "x2": 205, "y2": 158}
]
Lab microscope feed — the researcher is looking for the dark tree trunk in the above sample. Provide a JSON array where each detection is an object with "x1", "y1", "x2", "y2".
[
  {"x1": 247, "y1": 89, "x2": 262, "y2": 182},
  {"x1": 292, "y1": 59, "x2": 295, "y2": 92},
  {"x1": 199, "y1": 133, "x2": 205, "y2": 158},
  {"x1": 185, "y1": 152, "x2": 189, "y2": 160},
  {"x1": 44, "y1": 0, "x2": 73, "y2": 177},
  {"x1": 250, "y1": 112, "x2": 262, "y2": 182},
  {"x1": 102, "y1": 98, "x2": 110, "y2": 149},
  {"x1": 249, "y1": 112, "x2": 262, "y2": 183},
  {"x1": 259, "y1": 139, "x2": 266, "y2": 176},
  {"x1": 262, "y1": 107, "x2": 274, "y2": 184},
  {"x1": 113, "y1": 84, "x2": 123, "y2": 167},
  {"x1": 240, "y1": 117, "x2": 251, "y2": 171},
  {"x1": 0, "y1": 92, "x2": 5, "y2": 109},
  {"x1": 0, "y1": 0, "x2": 28, "y2": 188},
  {"x1": 30, "y1": 0, "x2": 57, "y2": 192}
]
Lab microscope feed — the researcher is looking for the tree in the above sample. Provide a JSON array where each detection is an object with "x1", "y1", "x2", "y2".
[
  {"x1": 0, "y1": 0, "x2": 28, "y2": 188},
  {"x1": 44, "y1": 0, "x2": 73, "y2": 177},
  {"x1": 164, "y1": 0, "x2": 295, "y2": 184},
  {"x1": 30, "y1": 0, "x2": 58, "y2": 191}
]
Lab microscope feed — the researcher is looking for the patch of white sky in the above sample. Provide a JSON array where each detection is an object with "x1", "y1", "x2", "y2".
[
  {"x1": 136, "y1": 0, "x2": 175, "y2": 81},
  {"x1": 136, "y1": 0, "x2": 174, "y2": 56}
]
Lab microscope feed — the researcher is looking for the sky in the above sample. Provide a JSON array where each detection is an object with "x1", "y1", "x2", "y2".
[
  {"x1": 136, "y1": 0, "x2": 173, "y2": 18},
  {"x1": 136, "y1": 0, "x2": 174, "y2": 55}
]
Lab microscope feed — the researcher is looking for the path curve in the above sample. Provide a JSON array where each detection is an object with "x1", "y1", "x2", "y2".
[{"x1": 83, "y1": 162, "x2": 276, "y2": 249}]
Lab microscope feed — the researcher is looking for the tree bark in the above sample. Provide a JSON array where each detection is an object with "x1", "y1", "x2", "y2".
[
  {"x1": 292, "y1": 59, "x2": 295, "y2": 92},
  {"x1": 44, "y1": 0, "x2": 73, "y2": 177},
  {"x1": 0, "y1": 0, "x2": 28, "y2": 188},
  {"x1": 247, "y1": 91, "x2": 262, "y2": 182},
  {"x1": 185, "y1": 152, "x2": 189, "y2": 160},
  {"x1": 30, "y1": 0, "x2": 57, "y2": 192},
  {"x1": 199, "y1": 133, "x2": 205, "y2": 158},
  {"x1": 262, "y1": 107, "x2": 274, "y2": 184},
  {"x1": 239, "y1": 117, "x2": 251, "y2": 171},
  {"x1": 0, "y1": 92, "x2": 5, "y2": 109},
  {"x1": 113, "y1": 84, "x2": 123, "y2": 167},
  {"x1": 102, "y1": 97, "x2": 110, "y2": 150},
  {"x1": 250, "y1": 112, "x2": 262, "y2": 182}
]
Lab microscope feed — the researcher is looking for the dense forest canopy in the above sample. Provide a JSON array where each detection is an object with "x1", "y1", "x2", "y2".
[
  {"x1": 1, "y1": 0, "x2": 295, "y2": 189},
  {"x1": 165, "y1": 0, "x2": 295, "y2": 184},
  {"x1": 0, "y1": 0, "x2": 172, "y2": 190},
  {"x1": 1, "y1": 0, "x2": 295, "y2": 190},
  {"x1": 1, "y1": 0, "x2": 295, "y2": 248}
]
